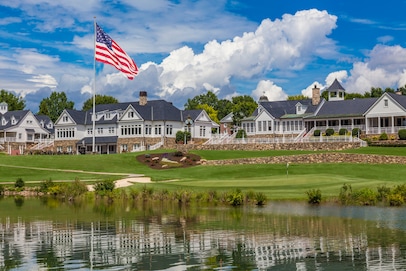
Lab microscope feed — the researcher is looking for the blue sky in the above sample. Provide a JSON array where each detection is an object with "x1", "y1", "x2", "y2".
[{"x1": 1, "y1": 0, "x2": 406, "y2": 112}]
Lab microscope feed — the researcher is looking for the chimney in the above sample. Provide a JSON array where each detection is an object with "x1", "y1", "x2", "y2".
[
  {"x1": 312, "y1": 85, "x2": 320, "y2": 105},
  {"x1": 139, "y1": 91, "x2": 147, "y2": 106}
]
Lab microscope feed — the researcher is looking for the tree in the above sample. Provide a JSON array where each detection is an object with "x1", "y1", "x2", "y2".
[
  {"x1": 0, "y1": 89, "x2": 25, "y2": 110},
  {"x1": 196, "y1": 104, "x2": 219, "y2": 123},
  {"x1": 344, "y1": 93, "x2": 364, "y2": 100},
  {"x1": 217, "y1": 99, "x2": 233, "y2": 121},
  {"x1": 38, "y1": 91, "x2": 74, "y2": 122},
  {"x1": 184, "y1": 91, "x2": 219, "y2": 110},
  {"x1": 82, "y1": 94, "x2": 119, "y2": 111},
  {"x1": 231, "y1": 95, "x2": 257, "y2": 126},
  {"x1": 287, "y1": 94, "x2": 308, "y2": 100}
]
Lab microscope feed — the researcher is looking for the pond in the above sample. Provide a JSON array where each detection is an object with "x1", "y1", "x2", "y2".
[{"x1": 0, "y1": 197, "x2": 406, "y2": 270}]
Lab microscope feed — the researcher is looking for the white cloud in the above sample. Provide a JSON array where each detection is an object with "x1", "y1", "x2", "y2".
[
  {"x1": 252, "y1": 80, "x2": 288, "y2": 101},
  {"x1": 26, "y1": 74, "x2": 58, "y2": 90},
  {"x1": 343, "y1": 45, "x2": 406, "y2": 93},
  {"x1": 301, "y1": 82, "x2": 324, "y2": 98},
  {"x1": 128, "y1": 9, "x2": 337, "y2": 103}
]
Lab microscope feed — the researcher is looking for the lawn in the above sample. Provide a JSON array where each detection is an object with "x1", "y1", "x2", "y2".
[{"x1": 0, "y1": 147, "x2": 405, "y2": 200}]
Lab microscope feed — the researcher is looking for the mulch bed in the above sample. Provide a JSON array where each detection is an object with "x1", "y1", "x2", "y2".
[{"x1": 136, "y1": 152, "x2": 201, "y2": 169}]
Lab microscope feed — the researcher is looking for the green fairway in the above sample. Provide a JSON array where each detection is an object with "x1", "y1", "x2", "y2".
[{"x1": 0, "y1": 147, "x2": 405, "y2": 200}]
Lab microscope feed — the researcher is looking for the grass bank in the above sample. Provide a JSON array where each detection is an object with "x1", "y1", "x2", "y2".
[{"x1": 0, "y1": 147, "x2": 405, "y2": 200}]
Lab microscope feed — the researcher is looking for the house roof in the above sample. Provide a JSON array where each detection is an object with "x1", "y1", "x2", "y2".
[
  {"x1": 0, "y1": 110, "x2": 30, "y2": 130},
  {"x1": 258, "y1": 99, "x2": 319, "y2": 119},
  {"x1": 326, "y1": 78, "x2": 345, "y2": 92},
  {"x1": 313, "y1": 98, "x2": 377, "y2": 118}
]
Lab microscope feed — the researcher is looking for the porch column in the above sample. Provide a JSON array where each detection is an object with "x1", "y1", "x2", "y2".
[
  {"x1": 391, "y1": 116, "x2": 395, "y2": 133},
  {"x1": 365, "y1": 117, "x2": 368, "y2": 134},
  {"x1": 378, "y1": 116, "x2": 381, "y2": 134}
]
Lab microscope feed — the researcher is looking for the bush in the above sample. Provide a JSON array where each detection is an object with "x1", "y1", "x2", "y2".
[
  {"x1": 39, "y1": 179, "x2": 55, "y2": 193},
  {"x1": 379, "y1": 132, "x2": 388, "y2": 140},
  {"x1": 398, "y1": 129, "x2": 406, "y2": 140},
  {"x1": 93, "y1": 179, "x2": 115, "y2": 196},
  {"x1": 306, "y1": 189, "x2": 322, "y2": 204},
  {"x1": 227, "y1": 189, "x2": 244, "y2": 206},
  {"x1": 377, "y1": 185, "x2": 391, "y2": 202},
  {"x1": 254, "y1": 192, "x2": 267, "y2": 206},
  {"x1": 352, "y1": 128, "x2": 361, "y2": 137},
  {"x1": 15, "y1": 178, "x2": 25, "y2": 189},
  {"x1": 388, "y1": 193, "x2": 404, "y2": 206},
  {"x1": 352, "y1": 188, "x2": 377, "y2": 206},
  {"x1": 175, "y1": 131, "x2": 191, "y2": 143},
  {"x1": 339, "y1": 128, "x2": 348, "y2": 135},
  {"x1": 325, "y1": 128, "x2": 335, "y2": 136},
  {"x1": 339, "y1": 183, "x2": 352, "y2": 205},
  {"x1": 235, "y1": 129, "x2": 247, "y2": 139},
  {"x1": 313, "y1": 129, "x2": 321, "y2": 136},
  {"x1": 0, "y1": 184, "x2": 4, "y2": 195}
]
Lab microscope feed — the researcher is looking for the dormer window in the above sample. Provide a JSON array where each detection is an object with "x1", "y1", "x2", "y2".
[
  {"x1": 384, "y1": 99, "x2": 388, "y2": 107},
  {"x1": 106, "y1": 113, "x2": 111, "y2": 119},
  {"x1": 11, "y1": 117, "x2": 16, "y2": 125},
  {"x1": 47, "y1": 123, "x2": 53, "y2": 129}
]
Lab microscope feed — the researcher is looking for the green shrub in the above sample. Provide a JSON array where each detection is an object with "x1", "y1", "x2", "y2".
[
  {"x1": 392, "y1": 184, "x2": 406, "y2": 200},
  {"x1": 254, "y1": 192, "x2": 267, "y2": 206},
  {"x1": 398, "y1": 129, "x2": 406, "y2": 140},
  {"x1": 377, "y1": 185, "x2": 391, "y2": 202},
  {"x1": 306, "y1": 189, "x2": 322, "y2": 204},
  {"x1": 388, "y1": 193, "x2": 404, "y2": 206},
  {"x1": 39, "y1": 179, "x2": 55, "y2": 193},
  {"x1": 352, "y1": 128, "x2": 361, "y2": 137},
  {"x1": 15, "y1": 178, "x2": 25, "y2": 189},
  {"x1": 339, "y1": 128, "x2": 348, "y2": 135},
  {"x1": 313, "y1": 129, "x2": 321, "y2": 136},
  {"x1": 339, "y1": 183, "x2": 352, "y2": 205},
  {"x1": 325, "y1": 128, "x2": 335, "y2": 136},
  {"x1": 227, "y1": 189, "x2": 244, "y2": 206},
  {"x1": 235, "y1": 129, "x2": 247, "y2": 139},
  {"x1": 352, "y1": 188, "x2": 377, "y2": 206},
  {"x1": 175, "y1": 131, "x2": 191, "y2": 143},
  {"x1": 0, "y1": 184, "x2": 4, "y2": 195},
  {"x1": 93, "y1": 179, "x2": 115, "y2": 196},
  {"x1": 379, "y1": 132, "x2": 388, "y2": 140}
]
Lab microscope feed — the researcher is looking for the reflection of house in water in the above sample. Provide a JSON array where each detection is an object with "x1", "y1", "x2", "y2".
[{"x1": 0, "y1": 218, "x2": 405, "y2": 270}]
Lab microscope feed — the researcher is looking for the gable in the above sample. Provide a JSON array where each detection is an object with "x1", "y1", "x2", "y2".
[
  {"x1": 120, "y1": 105, "x2": 143, "y2": 121},
  {"x1": 55, "y1": 111, "x2": 75, "y2": 125},
  {"x1": 366, "y1": 94, "x2": 406, "y2": 117}
]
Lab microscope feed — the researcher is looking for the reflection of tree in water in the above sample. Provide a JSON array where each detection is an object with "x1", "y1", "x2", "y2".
[
  {"x1": 14, "y1": 196, "x2": 24, "y2": 208},
  {"x1": 2, "y1": 242, "x2": 23, "y2": 270},
  {"x1": 36, "y1": 246, "x2": 64, "y2": 270}
]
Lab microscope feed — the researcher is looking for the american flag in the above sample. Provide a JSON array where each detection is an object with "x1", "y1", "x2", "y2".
[{"x1": 95, "y1": 23, "x2": 138, "y2": 80}]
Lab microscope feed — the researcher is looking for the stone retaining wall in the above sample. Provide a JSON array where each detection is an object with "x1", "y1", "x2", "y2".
[
  {"x1": 177, "y1": 142, "x2": 360, "y2": 152},
  {"x1": 201, "y1": 153, "x2": 406, "y2": 166}
]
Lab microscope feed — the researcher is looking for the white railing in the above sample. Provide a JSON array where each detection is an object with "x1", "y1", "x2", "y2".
[
  {"x1": 206, "y1": 134, "x2": 365, "y2": 145},
  {"x1": 149, "y1": 141, "x2": 163, "y2": 151},
  {"x1": 366, "y1": 126, "x2": 406, "y2": 135},
  {"x1": 293, "y1": 128, "x2": 307, "y2": 142},
  {"x1": 0, "y1": 137, "x2": 17, "y2": 143}
]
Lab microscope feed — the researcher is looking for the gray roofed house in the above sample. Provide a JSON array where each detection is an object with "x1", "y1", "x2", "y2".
[{"x1": 53, "y1": 91, "x2": 218, "y2": 154}]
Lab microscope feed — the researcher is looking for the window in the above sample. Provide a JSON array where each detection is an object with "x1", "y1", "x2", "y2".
[
  {"x1": 155, "y1": 125, "x2": 162, "y2": 135},
  {"x1": 63, "y1": 116, "x2": 69, "y2": 122},
  {"x1": 56, "y1": 146, "x2": 62, "y2": 153},
  {"x1": 121, "y1": 144, "x2": 128, "y2": 152},
  {"x1": 121, "y1": 124, "x2": 141, "y2": 135},
  {"x1": 87, "y1": 128, "x2": 93, "y2": 135},
  {"x1": 97, "y1": 127, "x2": 103, "y2": 134},
  {"x1": 145, "y1": 124, "x2": 152, "y2": 135},
  {"x1": 67, "y1": 146, "x2": 72, "y2": 153},
  {"x1": 128, "y1": 111, "x2": 134, "y2": 118},
  {"x1": 384, "y1": 99, "x2": 388, "y2": 107},
  {"x1": 26, "y1": 120, "x2": 32, "y2": 124},
  {"x1": 199, "y1": 126, "x2": 206, "y2": 137},
  {"x1": 258, "y1": 121, "x2": 262, "y2": 132},
  {"x1": 108, "y1": 127, "x2": 115, "y2": 134},
  {"x1": 268, "y1": 121, "x2": 272, "y2": 131},
  {"x1": 166, "y1": 125, "x2": 173, "y2": 135},
  {"x1": 56, "y1": 128, "x2": 75, "y2": 139}
]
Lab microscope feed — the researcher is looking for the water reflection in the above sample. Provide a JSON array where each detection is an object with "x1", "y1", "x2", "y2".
[{"x1": 0, "y1": 198, "x2": 405, "y2": 270}]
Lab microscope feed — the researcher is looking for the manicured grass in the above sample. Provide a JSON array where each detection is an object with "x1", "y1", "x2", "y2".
[
  {"x1": 0, "y1": 147, "x2": 405, "y2": 200},
  {"x1": 340, "y1": 146, "x2": 406, "y2": 156}
]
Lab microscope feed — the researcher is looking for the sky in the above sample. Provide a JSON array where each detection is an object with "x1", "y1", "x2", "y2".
[{"x1": 2, "y1": 0, "x2": 406, "y2": 112}]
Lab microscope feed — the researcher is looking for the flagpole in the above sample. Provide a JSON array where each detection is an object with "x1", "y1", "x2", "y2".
[{"x1": 92, "y1": 17, "x2": 96, "y2": 154}]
